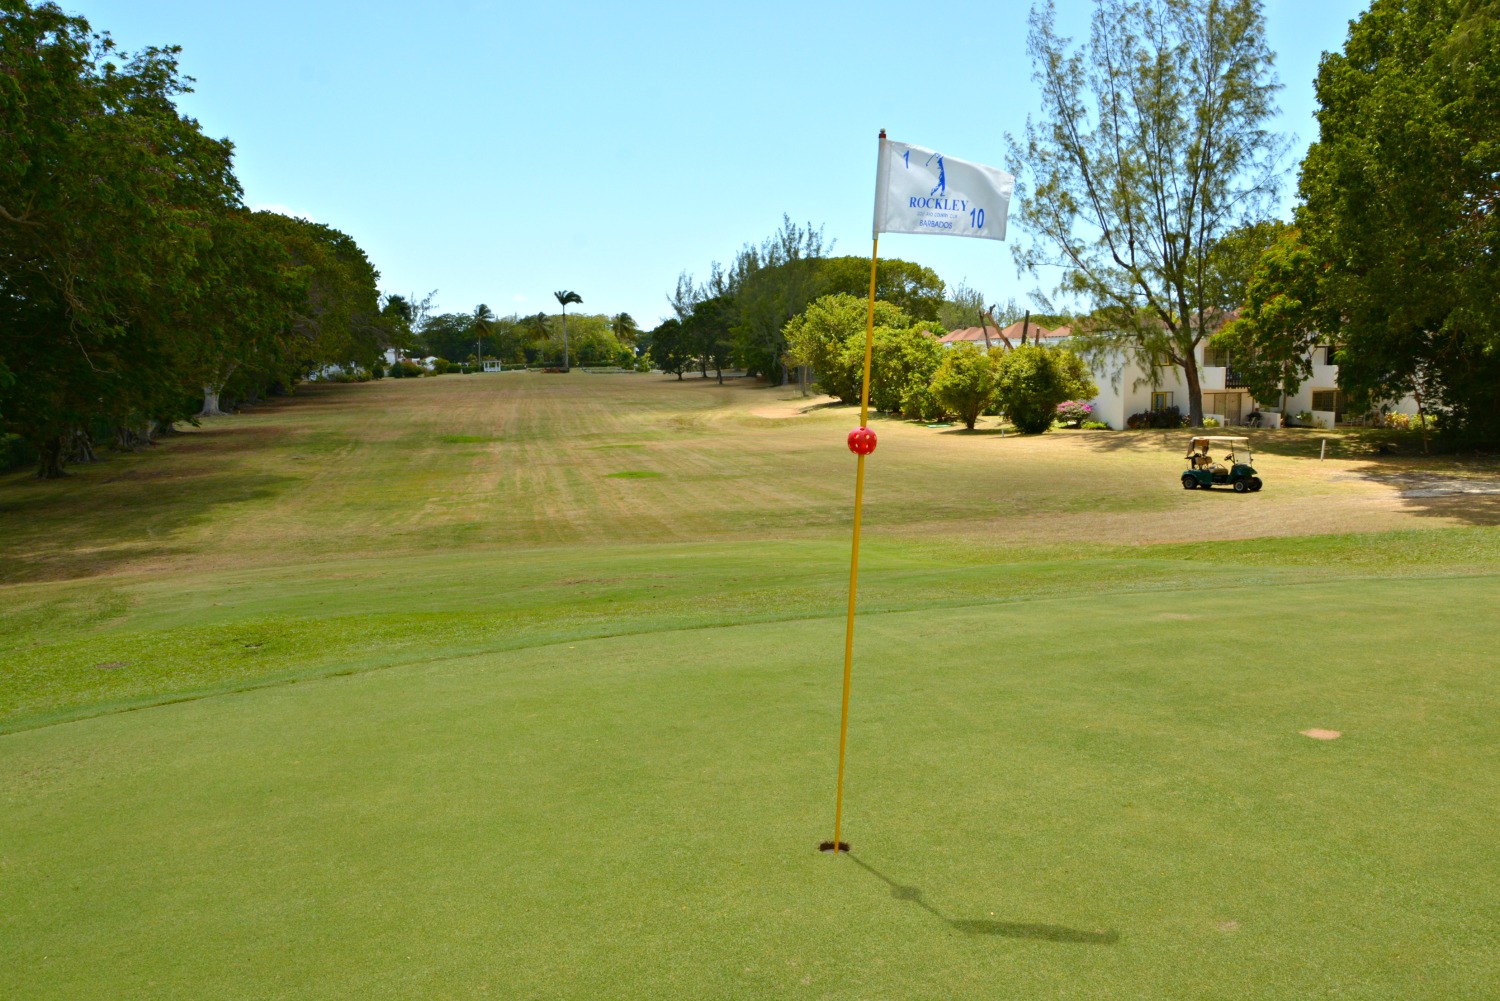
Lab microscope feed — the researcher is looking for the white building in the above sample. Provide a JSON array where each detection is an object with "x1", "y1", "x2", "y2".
[
  {"x1": 934, "y1": 317, "x2": 1413, "y2": 429},
  {"x1": 1087, "y1": 339, "x2": 1408, "y2": 430}
]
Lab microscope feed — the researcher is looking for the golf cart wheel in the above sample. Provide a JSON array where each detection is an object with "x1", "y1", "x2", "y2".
[
  {"x1": 1182, "y1": 475, "x2": 1198, "y2": 490},
  {"x1": 1233, "y1": 479, "x2": 1249, "y2": 493},
  {"x1": 1249, "y1": 477, "x2": 1263, "y2": 492}
]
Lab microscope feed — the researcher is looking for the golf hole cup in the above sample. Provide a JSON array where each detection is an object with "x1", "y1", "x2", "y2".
[{"x1": 847, "y1": 428, "x2": 877, "y2": 455}]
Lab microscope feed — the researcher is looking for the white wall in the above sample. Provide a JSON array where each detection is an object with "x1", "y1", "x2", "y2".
[{"x1": 1078, "y1": 339, "x2": 1425, "y2": 427}]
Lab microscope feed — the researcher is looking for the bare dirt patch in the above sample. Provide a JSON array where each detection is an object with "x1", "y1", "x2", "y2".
[
  {"x1": 1301, "y1": 729, "x2": 1342, "y2": 740},
  {"x1": 749, "y1": 395, "x2": 839, "y2": 420}
]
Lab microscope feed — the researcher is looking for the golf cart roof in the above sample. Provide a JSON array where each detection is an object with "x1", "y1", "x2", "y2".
[{"x1": 1187, "y1": 436, "x2": 1250, "y2": 446}]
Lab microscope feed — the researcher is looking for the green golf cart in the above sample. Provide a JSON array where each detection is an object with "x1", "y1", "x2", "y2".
[{"x1": 1181, "y1": 435, "x2": 1263, "y2": 493}]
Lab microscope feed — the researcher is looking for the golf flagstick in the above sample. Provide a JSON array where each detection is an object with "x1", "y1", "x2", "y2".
[
  {"x1": 824, "y1": 128, "x2": 1012, "y2": 856},
  {"x1": 826, "y1": 215, "x2": 881, "y2": 857}
]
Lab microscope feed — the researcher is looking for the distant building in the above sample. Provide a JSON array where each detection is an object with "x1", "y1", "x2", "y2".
[
  {"x1": 1080, "y1": 335, "x2": 1415, "y2": 429},
  {"x1": 939, "y1": 318, "x2": 1417, "y2": 429}
]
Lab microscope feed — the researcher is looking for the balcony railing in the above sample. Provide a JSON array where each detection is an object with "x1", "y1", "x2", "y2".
[{"x1": 1224, "y1": 365, "x2": 1249, "y2": 389}]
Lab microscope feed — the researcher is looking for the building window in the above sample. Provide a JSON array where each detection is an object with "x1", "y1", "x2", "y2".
[
  {"x1": 1319, "y1": 345, "x2": 1339, "y2": 366},
  {"x1": 1202, "y1": 343, "x2": 1230, "y2": 367},
  {"x1": 1204, "y1": 392, "x2": 1246, "y2": 423},
  {"x1": 1152, "y1": 391, "x2": 1174, "y2": 410},
  {"x1": 1311, "y1": 389, "x2": 1341, "y2": 412}
]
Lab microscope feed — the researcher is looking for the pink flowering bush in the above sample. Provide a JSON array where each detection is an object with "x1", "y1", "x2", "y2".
[{"x1": 1056, "y1": 400, "x2": 1094, "y2": 425}]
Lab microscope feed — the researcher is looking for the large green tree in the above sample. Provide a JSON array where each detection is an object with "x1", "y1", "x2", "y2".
[
  {"x1": 683, "y1": 295, "x2": 736, "y2": 382},
  {"x1": 815, "y1": 257, "x2": 946, "y2": 323},
  {"x1": 0, "y1": 3, "x2": 242, "y2": 474},
  {"x1": 250, "y1": 212, "x2": 385, "y2": 379},
  {"x1": 645, "y1": 318, "x2": 692, "y2": 379},
  {"x1": 1212, "y1": 225, "x2": 1325, "y2": 414},
  {"x1": 0, "y1": 3, "x2": 390, "y2": 475},
  {"x1": 1293, "y1": 0, "x2": 1500, "y2": 444},
  {"x1": 782, "y1": 293, "x2": 914, "y2": 406},
  {"x1": 1010, "y1": 0, "x2": 1286, "y2": 426}
]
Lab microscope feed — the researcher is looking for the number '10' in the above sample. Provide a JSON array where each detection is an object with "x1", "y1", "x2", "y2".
[{"x1": 969, "y1": 207, "x2": 986, "y2": 229}]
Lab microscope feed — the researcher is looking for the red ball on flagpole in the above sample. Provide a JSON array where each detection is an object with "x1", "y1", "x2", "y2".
[{"x1": 847, "y1": 427, "x2": 877, "y2": 455}]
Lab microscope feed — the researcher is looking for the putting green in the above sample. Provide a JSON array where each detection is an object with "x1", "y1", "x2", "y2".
[
  {"x1": 3, "y1": 374, "x2": 1498, "y2": 997},
  {"x1": 4, "y1": 577, "x2": 1497, "y2": 999}
]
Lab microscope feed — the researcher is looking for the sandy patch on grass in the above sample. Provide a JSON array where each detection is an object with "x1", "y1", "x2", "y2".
[
  {"x1": 749, "y1": 395, "x2": 838, "y2": 419},
  {"x1": 1301, "y1": 728, "x2": 1342, "y2": 740}
]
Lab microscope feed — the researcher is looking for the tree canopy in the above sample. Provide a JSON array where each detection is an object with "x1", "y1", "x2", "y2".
[
  {"x1": 1290, "y1": 0, "x2": 1500, "y2": 443},
  {"x1": 1010, "y1": 0, "x2": 1286, "y2": 425},
  {"x1": 0, "y1": 2, "x2": 389, "y2": 476}
]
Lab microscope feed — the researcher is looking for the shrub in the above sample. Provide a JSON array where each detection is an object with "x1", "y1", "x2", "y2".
[
  {"x1": 430, "y1": 358, "x2": 454, "y2": 375},
  {"x1": 1381, "y1": 411, "x2": 1436, "y2": 431},
  {"x1": 993, "y1": 346, "x2": 1098, "y2": 434},
  {"x1": 1202, "y1": 416, "x2": 1221, "y2": 428},
  {"x1": 1080, "y1": 420, "x2": 1111, "y2": 430},
  {"x1": 388, "y1": 359, "x2": 423, "y2": 379},
  {"x1": 1126, "y1": 406, "x2": 1185, "y2": 429},
  {"x1": 929, "y1": 343, "x2": 999, "y2": 429},
  {"x1": 370, "y1": 361, "x2": 385, "y2": 379},
  {"x1": 1056, "y1": 400, "x2": 1093, "y2": 425},
  {"x1": 870, "y1": 326, "x2": 945, "y2": 417}
]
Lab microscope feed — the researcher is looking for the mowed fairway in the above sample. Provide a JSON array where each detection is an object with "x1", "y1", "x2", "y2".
[{"x1": 3, "y1": 373, "x2": 1499, "y2": 999}]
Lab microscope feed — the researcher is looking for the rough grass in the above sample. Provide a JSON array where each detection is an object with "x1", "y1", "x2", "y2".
[{"x1": 2, "y1": 373, "x2": 1498, "y2": 999}]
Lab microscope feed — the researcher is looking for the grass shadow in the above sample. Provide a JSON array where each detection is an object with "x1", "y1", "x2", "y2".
[
  {"x1": 0, "y1": 456, "x2": 295, "y2": 584},
  {"x1": 845, "y1": 854, "x2": 1119, "y2": 945},
  {"x1": 1387, "y1": 491, "x2": 1500, "y2": 527}
]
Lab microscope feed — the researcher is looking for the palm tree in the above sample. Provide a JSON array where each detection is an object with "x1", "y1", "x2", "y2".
[
  {"x1": 553, "y1": 290, "x2": 583, "y2": 370},
  {"x1": 472, "y1": 303, "x2": 496, "y2": 368}
]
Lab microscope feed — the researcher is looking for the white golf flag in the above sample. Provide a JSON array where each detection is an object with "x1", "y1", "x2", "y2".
[{"x1": 873, "y1": 138, "x2": 1014, "y2": 242}]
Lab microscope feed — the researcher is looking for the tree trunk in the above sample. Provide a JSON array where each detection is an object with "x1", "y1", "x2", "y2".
[
  {"x1": 37, "y1": 436, "x2": 66, "y2": 479},
  {"x1": 69, "y1": 430, "x2": 97, "y2": 464},
  {"x1": 561, "y1": 310, "x2": 570, "y2": 371},
  {"x1": 1182, "y1": 353, "x2": 1204, "y2": 426},
  {"x1": 201, "y1": 385, "x2": 225, "y2": 417},
  {"x1": 1414, "y1": 383, "x2": 1431, "y2": 455}
]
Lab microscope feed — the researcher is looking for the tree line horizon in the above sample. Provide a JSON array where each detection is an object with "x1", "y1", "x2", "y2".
[{"x1": 4, "y1": 0, "x2": 1495, "y2": 482}]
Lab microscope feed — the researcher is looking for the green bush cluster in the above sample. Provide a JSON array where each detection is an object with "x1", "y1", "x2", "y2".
[
  {"x1": 387, "y1": 360, "x2": 425, "y2": 379},
  {"x1": 317, "y1": 368, "x2": 375, "y2": 384},
  {"x1": 783, "y1": 294, "x2": 950, "y2": 420},
  {"x1": 784, "y1": 294, "x2": 1098, "y2": 432}
]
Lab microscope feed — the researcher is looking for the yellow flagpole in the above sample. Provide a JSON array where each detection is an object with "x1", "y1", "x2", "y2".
[{"x1": 829, "y1": 230, "x2": 880, "y2": 856}]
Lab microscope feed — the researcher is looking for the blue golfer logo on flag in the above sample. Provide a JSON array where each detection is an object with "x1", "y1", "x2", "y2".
[{"x1": 926, "y1": 152, "x2": 946, "y2": 197}]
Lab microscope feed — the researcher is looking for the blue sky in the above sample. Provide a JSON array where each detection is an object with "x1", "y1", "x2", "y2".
[{"x1": 70, "y1": 0, "x2": 1371, "y2": 327}]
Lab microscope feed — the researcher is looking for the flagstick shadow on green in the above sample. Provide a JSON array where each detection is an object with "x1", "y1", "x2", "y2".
[{"x1": 846, "y1": 854, "x2": 1121, "y2": 945}]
